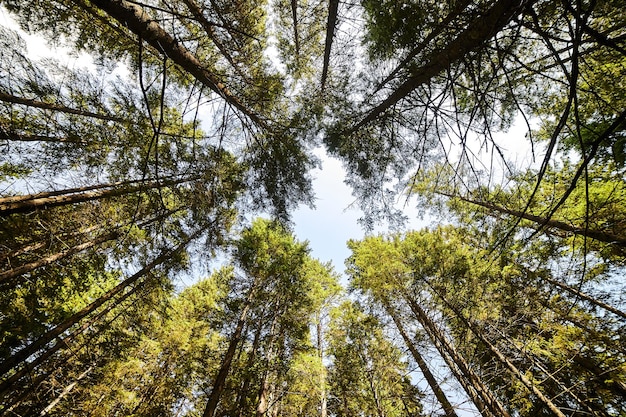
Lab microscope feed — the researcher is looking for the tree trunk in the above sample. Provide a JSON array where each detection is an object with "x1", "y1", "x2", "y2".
[
  {"x1": 203, "y1": 279, "x2": 260, "y2": 417},
  {"x1": 0, "y1": 208, "x2": 182, "y2": 285},
  {"x1": 440, "y1": 191, "x2": 626, "y2": 248},
  {"x1": 401, "y1": 290, "x2": 509, "y2": 417},
  {"x1": 0, "y1": 92, "x2": 123, "y2": 122},
  {"x1": 84, "y1": 0, "x2": 266, "y2": 129},
  {"x1": 39, "y1": 365, "x2": 94, "y2": 416},
  {"x1": 427, "y1": 283, "x2": 567, "y2": 417},
  {"x1": 320, "y1": 0, "x2": 339, "y2": 92},
  {"x1": 316, "y1": 314, "x2": 327, "y2": 417},
  {"x1": 237, "y1": 320, "x2": 263, "y2": 417},
  {"x1": 0, "y1": 176, "x2": 196, "y2": 216},
  {"x1": 345, "y1": 0, "x2": 530, "y2": 134},
  {"x1": 0, "y1": 230, "x2": 119, "y2": 284},
  {"x1": 381, "y1": 296, "x2": 458, "y2": 417},
  {"x1": 0, "y1": 235, "x2": 194, "y2": 378},
  {"x1": 256, "y1": 311, "x2": 281, "y2": 417}
]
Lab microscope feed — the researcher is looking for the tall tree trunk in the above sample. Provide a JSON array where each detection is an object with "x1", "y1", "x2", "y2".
[
  {"x1": 0, "y1": 207, "x2": 182, "y2": 285},
  {"x1": 237, "y1": 320, "x2": 263, "y2": 417},
  {"x1": 256, "y1": 311, "x2": 281, "y2": 417},
  {"x1": 39, "y1": 365, "x2": 94, "y2": 416},
  {"x1": 82, "y1": 0, "x2": 266, "y2": 129},
  {"x1": 0, "y1": 235, "x2": 194, "y2": 378},
  {"x1": 320, "y1": 0, "x2": 339, "y2": 91},
  {"x1": 426, "y1": 282, "x2": 567, "y2": 417},
  {"x1": 0, "y1": 279, "x2": 144, "y2": 398},
  {"x1": 381, "y1": 296, "x2": 458, "y2": 417},
  {"x1": 0, "y1": 176, "x2": 196, "y2": 216},
  {"x1": 539, "y1": 273, "x2": 626, "y2": 320},
  {"x1": 439, "y1": 191, "x2": 626, "y2": 248},
  {"x1": 401, "y1": 290, "x2": 510, "y2": 417},
  {"x1": 345, "y1": 0, "x2": 530, "y2": 134},
  {"x1": 316, "y1": 314, "x2": 327, "y2": 417},
  {"x1": 0, "y1": 92, "x2": 123, "y2": 122},
  {"x1": 203, "y1": 279, "x2": 260, "y2": 417},
  {"x1": 0, "y1": 230, "x2": 120, "y2": 285}
]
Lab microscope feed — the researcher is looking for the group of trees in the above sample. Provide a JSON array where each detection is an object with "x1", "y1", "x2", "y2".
[{"x1": 0, "y1": 0, "x2": 624, "y2": 415}]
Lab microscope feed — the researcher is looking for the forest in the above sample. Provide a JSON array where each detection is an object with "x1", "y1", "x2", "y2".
[{"x1": 0, "y1": 0, "x2": 624, "y2": 416}]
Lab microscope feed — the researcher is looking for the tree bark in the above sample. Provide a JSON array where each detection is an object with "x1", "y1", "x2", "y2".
[
  {"x1": 0, "y1": 176, "x2": 196, "y2": 216},
  {"x1": 345, "y1": 0, "x2": 530, "y2": 135},
  {"x1": 0, "y1": 91, "x2": 123, "y2": 122},
  {"x1": 320, "y1": 0, "x2": 339, "y2": 92},
  {"x1": 381, "y1": 297, "x2": 458, "y2": 417},
  {"x1": 83, "y1": 0, "x2": 267, "y2": 129}
]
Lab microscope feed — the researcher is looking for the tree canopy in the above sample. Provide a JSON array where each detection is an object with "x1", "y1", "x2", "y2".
[{"x1": 0, "y1": 0, "x2": 624, "y2": 416}]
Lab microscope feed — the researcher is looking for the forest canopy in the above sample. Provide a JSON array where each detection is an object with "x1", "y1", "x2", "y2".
[{"x1": 0, "y1": 0, "x2": 624, "y2": 416}]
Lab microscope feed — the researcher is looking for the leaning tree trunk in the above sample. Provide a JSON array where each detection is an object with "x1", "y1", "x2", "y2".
[
  {"x1": 0, "y1": 234, "x2": 195, "y2": 378},
  {"x1": 203, "y1": 277, "x2": 261, "y2": 417},
  {"x1": 381, "y1": 296, "x2": 458, "y2": 417},
  {"x1": 400, "y1": 289, "x2": 510, "y2": 417},
  {"x1": 426, "y1": 281, "x2": 567, "y2": 417},
  {"x1": 0, "y1": 91, "x2": 123, "y2": 122},
  {"x1": 0, "y1": 175, "x2": 197, "y2": 216}
]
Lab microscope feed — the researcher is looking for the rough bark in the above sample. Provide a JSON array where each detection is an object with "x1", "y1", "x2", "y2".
[
  {"x1": 0, "y1": 92, "x2": 123, "y2": 122},
  {"x1": 345, "y1": 0, "x2": 530, "y2": 134},
  {"x1": 382, "y1": 297, "x2": 458, "y2": 417},
  {"x1": 84, "y1": 0, "x2": 267, "y2": 129},
  {"x1": 0, "y1": 176, "x2": 196, "y2": 216}
]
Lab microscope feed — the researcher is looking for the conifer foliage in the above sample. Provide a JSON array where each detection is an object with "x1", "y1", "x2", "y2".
[{"x1": 0, "y1": 0, "x2": 624, "y2": 416}]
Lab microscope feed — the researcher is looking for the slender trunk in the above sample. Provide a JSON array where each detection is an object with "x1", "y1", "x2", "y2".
[
  {"x1": 573, "y1": 354, "x2": 626, "y2": 398},
  {"x1": 345, "y1": 0, "x2": 529, "y2": 134},
  {"x1": 440, "y1": 191, "x2": 626, "y2": 248},
  {"x1": 0, "y1": 129, "x2": 90, "y2": 145},
  {"x1": 84, "y1": 0, "x2": 266, "y2": 129},
  {"x1": 256, "y1": 311, "x2": 281, "y2": 417},
  {"x1": 237, "y1": 320, "x2": 263, "y2": 417},
  {"x1": 0, "y1": 92, "x2": 123, "y2": 122},
  {"x1": 290, "y1": 0, "x2": 300, "y2": 57},
  {"x1": 39, "y1": 366, "x2": 94, "y2": 416},
  {"x1": 0, "y1": 176, "x2": 196, "y2": 216},
  {"x1": 316, "y1": 314, "x2": 327, "y2": 417},
  {"x1": 0, "y1": 236, "x2": 194, "y2": 377},
  {"x1": 1, "y1": 207, "x2": 183, "y2": 285},
  {"x1": 0, "y1": 224, "x2": 100, "y2": 263},
  {"x1": 427, "y1": 283, "x2": 567, "y2": 417},
  {"x1": 203, "y1": 279, "x2": 260, "y2": 417},
  {"x1": 320, "y1": 0, "x2": 339, "y2": 91},
  {"x1": 401, "y1": 290, "x2": 509, "y2": 417},
  {"x1": 0, "y1": 278, "x2": 143, "y2": 397},
  {"x1": 540, "y1": 274, "x2": 626, "y2": 320},
  {"x1": 381, "y1": 297, "x2": 458, "y2": 417},
  {"x1": 0, "y1": 230, "x2": 119, "y2": 284}
]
